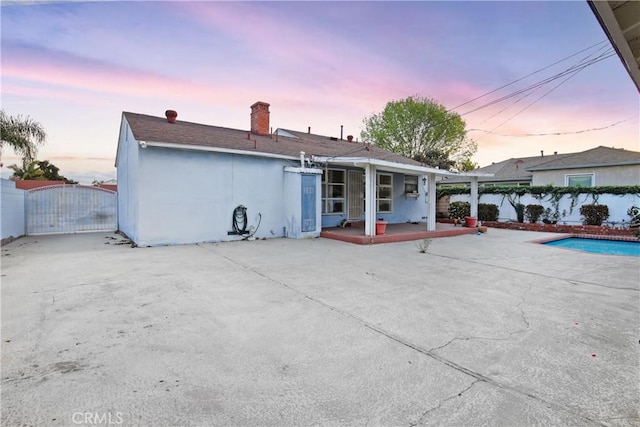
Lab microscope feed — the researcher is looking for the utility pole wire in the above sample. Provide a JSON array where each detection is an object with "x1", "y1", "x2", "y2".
[
  {"x1": 473, "y1": 46, "x2": 616, "y2": 137},
  {"x1": 468, "y1": 117, "x2": 635, "y2": 137},
  {"x1": 451, "y1": 40, "x2": 609, "y2": 111},
  {"x1": 460, "y1": 49, "x2": 615, "y2": 116}
]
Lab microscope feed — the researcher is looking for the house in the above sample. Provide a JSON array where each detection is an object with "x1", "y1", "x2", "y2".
[
  {"x1": 588, "y1": 0, "x2": 640, "y2": 92},
  {"x1": 528, "y1": 146, "x2": 640, "y2": 186},
  {"x1": 115, "y1": 102, "x2": 488, "y2": 246},
  {"x1": 438, "y1": 146, "x2": 640, "y2": 188}
]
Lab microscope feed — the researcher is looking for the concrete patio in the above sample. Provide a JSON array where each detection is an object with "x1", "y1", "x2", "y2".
[
  {"x1": 1, "y1": 229, "x2": 638, "y2": 426},
  {"x1": 321, "y1": 222, "x2": 487, "y2": 244}
]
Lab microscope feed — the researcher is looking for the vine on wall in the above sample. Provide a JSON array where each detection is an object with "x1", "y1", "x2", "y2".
[
  {"x1": 436, "y1": 185, "x2": 640, "y2": 199},
  {"x1": 437, "y1": 185, "x2": 640, "y2": 217}
]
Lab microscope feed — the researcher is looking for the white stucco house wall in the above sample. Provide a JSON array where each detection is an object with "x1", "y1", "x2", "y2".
[
  {"x1": 1, "y1": 178, "x2": 26, "y2": 243},
  {"x1": 115, "y1": 102, "x2": 486, "y2": 246}
]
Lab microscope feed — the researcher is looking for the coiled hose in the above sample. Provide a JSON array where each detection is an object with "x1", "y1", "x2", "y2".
[
  {"x1": 232, "y1": 205, "x2": 261, "y2": 240},
  {"x1": 232, "y1": 205, "x2": 248, "y2": 234}
]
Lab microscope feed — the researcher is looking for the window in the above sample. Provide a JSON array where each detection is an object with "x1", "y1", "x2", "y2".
[
  {"x1": 377, "y1": 173, "x2": 393, "y2": 213},
  {"x1": 322, "y1": 169, "x2": 345, "y2": 213},
  {"x1": 566, "y1": 174, "x2": 594, "y2": 187},
  {"x1": 404, "y1": 175, "x2": 418, "y2": 193}
]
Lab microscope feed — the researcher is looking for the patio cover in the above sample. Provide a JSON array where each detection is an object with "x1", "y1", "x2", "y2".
[{"x1": 311, "y1": 155, "x2": 492, "y2": 237}]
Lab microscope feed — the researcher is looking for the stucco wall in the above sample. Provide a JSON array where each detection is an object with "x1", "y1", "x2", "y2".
[
  {"x1": 1, "y1": 179, "x2": 25, "y2": 241},
  {"x1": 116, "y1": 119, "x2": 139, "y2": 242},
  {"x1": 377, "y1": 172, "x2": 429, "y2": 224},
  {"x1": 532, "y1": 165, "x2": 640, "y2": 186},
  {"x1": 134, "y1": 147, "x2": 293, "y2": 246},
  {"x1": 451, "y1": 192, "x2": 640, "y2": 225}
]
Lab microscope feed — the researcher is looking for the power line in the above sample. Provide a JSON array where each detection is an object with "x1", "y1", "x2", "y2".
[
  {"x1": 468, "y1": 117, "x2": 636, "y2": 137},
  {"x1": 451, "y1": 40, "x2": 609, "y2": 111},
  {"x1": 473, "y1": 43, "x2": 613, "y2": 126},
  {"x1": 474, "y1": 46, "x2": 616, "y2": 135},
  {"x1": 459, "y1": 49, "x2": 615, "y2": 116}
]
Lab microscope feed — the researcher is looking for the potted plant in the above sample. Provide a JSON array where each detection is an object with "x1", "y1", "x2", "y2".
[{"x1": 448, "y1": 201, "x2": 470, "y2": 226}]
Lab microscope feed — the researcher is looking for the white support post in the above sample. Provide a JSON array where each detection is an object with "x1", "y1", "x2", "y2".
[
  {"x1": 470, "y1": 177, "x2": 479, "y2": 218},
  {"x1": 427, "y1": 172, "x2": 437, "y2": 231},
  {"x1": 364, "y1": 164, "x2": 377, "y2": 236}
]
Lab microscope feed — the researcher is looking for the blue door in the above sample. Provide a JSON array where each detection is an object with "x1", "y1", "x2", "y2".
[{"x1": 301, "y1": 174, "x2": 316, "y2": 232}]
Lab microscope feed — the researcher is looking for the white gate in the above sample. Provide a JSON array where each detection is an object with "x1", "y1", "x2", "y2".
[{"x1": 26, "y1": 185, "x2": 117, "y2": 235}]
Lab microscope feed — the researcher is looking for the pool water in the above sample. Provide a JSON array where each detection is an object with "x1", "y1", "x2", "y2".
[{"x1": 544, "y1": 237, "x2": 640, "y2": 257}]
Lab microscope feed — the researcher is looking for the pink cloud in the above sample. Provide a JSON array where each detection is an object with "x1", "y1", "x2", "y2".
[
  {"x1": 469, "y1": 105, "x2": 639, "y2": 166},
  {"x1": 1, "y1": 44, "x2": 262, "y2": 107}
]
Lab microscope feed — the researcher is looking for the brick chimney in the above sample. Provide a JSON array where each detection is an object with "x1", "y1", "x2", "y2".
[{"x1": 250, "y1": 101, "x2": 270, "y2": 135}]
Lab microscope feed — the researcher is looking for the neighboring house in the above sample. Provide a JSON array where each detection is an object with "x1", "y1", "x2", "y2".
[
  {"x1": 528, "y1": 146, "x2": 640, "y2": 186},
  {"x1": 115, "y1": 101, "x2": 487, "y2": 246},
  {"x1": 438, "y1": 146, "x2": 640, "y2": 188}
]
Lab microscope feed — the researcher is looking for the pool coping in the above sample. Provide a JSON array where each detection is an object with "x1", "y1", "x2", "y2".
[{"x1": 530, "y1": 233, "x2": 640, "y2": 244}]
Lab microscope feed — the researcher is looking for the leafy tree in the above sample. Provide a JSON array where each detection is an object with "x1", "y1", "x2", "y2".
[
  {"x1": 8, "y1": 161, "x2": 45, "y2": 180},
  {"x1": 9, "y1": 160, "x2": 77, "y2": 184},
  {"x1": 0, "y1": 110, "x2": 46, "y2": 162},
  {"x1": 361, "y1": 95, "x2": 477, "y2": 171},
  {"x1": 457, "y1": 158, "x2": 479, "y2": 172}
]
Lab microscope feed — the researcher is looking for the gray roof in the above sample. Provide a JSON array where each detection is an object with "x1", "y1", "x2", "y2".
[
  {"x1": 442, "y1": 146, "x2": 640, "y2": 184},
  {"x1": 526, "y1": 146, "x2": 640, "y2": 171},
  {"x1": 443, "y1": 152, "x2": 572, "y2": 183},
  {"x1": 123, "y1": 112, "x2": 423, "y2": 167}
]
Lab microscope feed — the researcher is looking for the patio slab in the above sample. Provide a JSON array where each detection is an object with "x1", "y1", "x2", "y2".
[
  {"x1": 321, "y1": 222, "x2": 487, "y2": 244},
  {"x1": 1, "y1": 229, "x2": 638, "y2": 426}
]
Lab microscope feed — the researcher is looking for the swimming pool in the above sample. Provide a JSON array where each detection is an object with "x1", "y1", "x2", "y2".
[{"x1": 544, "y1": 237, "x2": 640, "y2": 257}]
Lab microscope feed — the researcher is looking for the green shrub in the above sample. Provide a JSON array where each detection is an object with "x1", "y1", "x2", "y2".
[
  {"x1": 478, "y1": 203, "x2": 499, "y2": 221},
  {"x1": 542, "y1": 208, "x2": 563, "y2": 224},
  {"x1": 580, "y1": 204, "x2": 609, "y2": 226},
  {"x1": 525, "y1": 204, "x2": 544, "y2": 223},
  {"x1": 448, "y1": 201, "x2": 470, "y2": 219}
]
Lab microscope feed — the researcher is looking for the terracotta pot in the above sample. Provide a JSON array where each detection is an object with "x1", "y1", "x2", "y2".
[{"x1": 465, "y1": 216, "x2": 477, "y2": 227}]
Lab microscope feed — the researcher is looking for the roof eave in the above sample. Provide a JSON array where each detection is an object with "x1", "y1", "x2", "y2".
[
  {"x1": 588, "y1": 0, "x2": 640, "y2": 93},
  {"x1": 527, "y1": 161, "x2": 640, "y2": 171},
  {"x1": 311, "y1": 156, "x2": 494, "y2": 178},
  {"x1": 140, "y1": 141, "x2": 300, "y2": 161}
]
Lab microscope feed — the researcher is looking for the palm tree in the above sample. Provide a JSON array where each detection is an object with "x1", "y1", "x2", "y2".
[
  {"x1": 0, "y1": 110, "x2": 46, "y2": 162},
  {"x1": 8, "y1": 161, "x2": 45, "y2": 180}
]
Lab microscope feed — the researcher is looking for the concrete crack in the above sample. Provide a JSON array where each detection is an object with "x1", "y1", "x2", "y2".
[
  {"x1": 408, "y1": 380, "x2": 479, "y2": 427},
  {"x1": 203, "y1": 245, "x2": 606, "y2": 427},
  {"x1": 429, "y1": 281, "x2": 533, "y2": 353}
]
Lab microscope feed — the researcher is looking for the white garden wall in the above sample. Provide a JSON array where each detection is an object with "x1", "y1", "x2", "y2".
[
  {"x1": 451, "y1": 192, "x2": 640, "y2": 226},
  {"x1": 1, "y1": 179, "x2": 25, "y2": 242}
]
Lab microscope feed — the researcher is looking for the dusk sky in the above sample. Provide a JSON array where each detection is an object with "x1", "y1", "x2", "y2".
[{"x1": 1, "y1": 0, "x2": 638, "y2": 184}]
